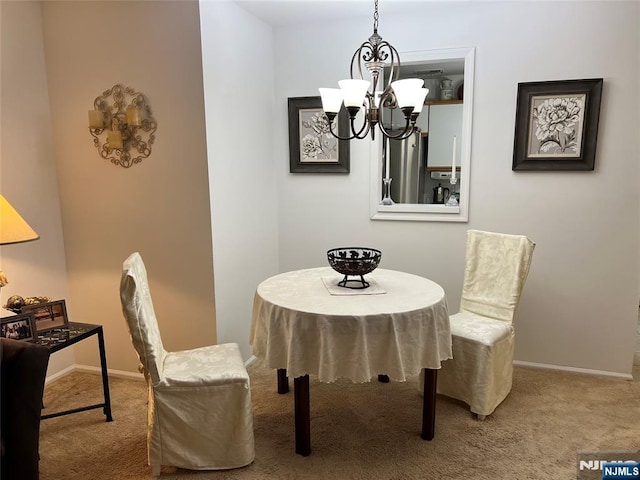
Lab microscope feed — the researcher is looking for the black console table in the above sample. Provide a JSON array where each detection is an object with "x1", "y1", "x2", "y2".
[{"x1": 37, "y1": 322, "x2": 113, "y2": 422}]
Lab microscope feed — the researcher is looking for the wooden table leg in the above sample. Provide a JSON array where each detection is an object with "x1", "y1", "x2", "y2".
[
  {"x1": 294, "y1": 375, "x2": 311, "y2": 456},
  {"x1": 277, "y1": 368, "x2": 289, "y2": 394},
  {"x1": 421, "y1": 368, "x2": 437, "y2": 440}
]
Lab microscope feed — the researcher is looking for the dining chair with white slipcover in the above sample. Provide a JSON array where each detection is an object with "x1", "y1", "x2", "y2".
[
  {"x1": 120, "y1": 252, "x2": 255, "y2": 476},
  {"x1": 436, "y1": 230, "x2": 535, "y2": 419}
]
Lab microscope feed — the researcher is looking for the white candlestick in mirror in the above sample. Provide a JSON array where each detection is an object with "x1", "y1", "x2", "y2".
[
  {"x1": 385, "y1": 137, "x2": 391, "y2": 181},
  {"x1": 450, "y1": 135, "x2": 458, "y2": 185}
]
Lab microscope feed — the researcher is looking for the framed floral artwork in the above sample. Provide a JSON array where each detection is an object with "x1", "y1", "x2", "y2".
[
  {"x1": 288, "y1": 96, "x2": 350, "y2": 173},
  {"x1": 512, "y1": 78, "x2": 603, "y2": 171}
]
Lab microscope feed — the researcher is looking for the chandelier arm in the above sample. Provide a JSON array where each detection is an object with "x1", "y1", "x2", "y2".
[
  {"x1": 326, "y1": 113, "x2": 369, "y2": 141},
  {"x1": 351, "y1": 46, "x2": 363, "y2": 79},
  {"x1": 378, "y1": 118, "x2": 417, "y2": 141},
  {"x1": 351, "y1": 112, "x2": 372, "y2": 139},
  {"x1": 388, "y1": 42, "x2": 401, "y2": 81},
  {"x1": 377, "y1": 41, "x2": 400, "y2": 92}
]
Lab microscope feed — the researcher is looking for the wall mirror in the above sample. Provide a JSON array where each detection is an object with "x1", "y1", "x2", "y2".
[{"x1": 370, "y1": 47, "x2": 475, "y2": 222}]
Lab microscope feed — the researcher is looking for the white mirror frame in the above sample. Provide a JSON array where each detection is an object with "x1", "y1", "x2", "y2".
[{"x1": 370, "y1": 46, "x2": 475, "y2": 222}]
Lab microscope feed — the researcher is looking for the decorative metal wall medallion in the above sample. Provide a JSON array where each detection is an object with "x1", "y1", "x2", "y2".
[{"x1": 88, "y1": 84, "x2": 157, "y2": 168}]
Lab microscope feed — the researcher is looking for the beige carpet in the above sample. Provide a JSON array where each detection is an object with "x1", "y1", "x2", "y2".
[{"x1": 39, "y1": 361, "x2": 640, "y2": 480}]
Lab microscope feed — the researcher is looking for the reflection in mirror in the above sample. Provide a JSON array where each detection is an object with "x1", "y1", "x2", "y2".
[{"x1": 370, "y1": 47, "x2": 475, "y2": 222}]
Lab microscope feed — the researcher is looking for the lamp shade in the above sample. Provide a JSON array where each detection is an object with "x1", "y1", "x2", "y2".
[
  {"x1": 411, "y1": 88, "x2": 430, "y2": 114},
  {"x1": 319, "y1": 88, "x2": 344, "y2": 114},
  {"x1": 0, "y1": 195, "x2": 39, "y2": 245},
  {"x1": 338, "y1": 79, "x2": 370, "y2": 108},
  {"x1": 391, "y1": 78, "x2": 424, "y2": 108}
]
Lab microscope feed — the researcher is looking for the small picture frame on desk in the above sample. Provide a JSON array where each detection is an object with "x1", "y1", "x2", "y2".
[
  {"x1": 21, "y1": 300, "x2": 69, "y2": 333},
  {"x1": 0, "y1": 313, "x2": 37, "y2": 341}
]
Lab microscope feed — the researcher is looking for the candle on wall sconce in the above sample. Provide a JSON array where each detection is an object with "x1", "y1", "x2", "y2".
[
  {"x1": 87, "y1": 84, "x2": 157, "y2": 168},
  {"x1": 107, "y1": 130, "x2": 123, "y2": 150},
  {"x1": 88, "y1": 110, "x2": 104, "y2": 129},
  {"x1": 126, "y1": 107, "x2": 143, "y2": 127}
]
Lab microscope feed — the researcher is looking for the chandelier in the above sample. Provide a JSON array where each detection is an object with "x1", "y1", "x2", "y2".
[{"x1": 319, "y1": 0, "x2": 428, "y2": 141}]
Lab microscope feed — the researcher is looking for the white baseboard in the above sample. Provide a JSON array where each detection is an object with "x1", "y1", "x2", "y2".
[
  {"x1": 44, "y1": 365, "x2": 76, "y2": 385},
  {"x1": 46, "y1": 364, "x2": 145, "y2": 384},
  {"x1": 514, "y1": 360, "x2": 634, "y2": 380},
  {"x1": 54, "y1": 358, "x2": 632, "y2": 384},
  {"x1": 47, "y1": 358, "x2": 259, "y2": 385},
  {"x1": 74, "y1": 364, "x2": 145, "y2": 381}
]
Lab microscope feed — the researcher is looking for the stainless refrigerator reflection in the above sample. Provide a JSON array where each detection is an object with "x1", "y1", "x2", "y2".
[{"x1": 386, "y1": 131, "x2": 425, "y2": 204}]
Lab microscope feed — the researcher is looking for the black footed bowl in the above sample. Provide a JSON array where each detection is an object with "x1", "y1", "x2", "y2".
[{"x1": 326, "y1": 247, "x2": 382, "y2": 289}]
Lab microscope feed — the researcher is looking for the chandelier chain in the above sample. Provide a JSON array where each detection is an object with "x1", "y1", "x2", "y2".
[{"x1": 373, "y1": 0, "x2": 379, "y2": 32}]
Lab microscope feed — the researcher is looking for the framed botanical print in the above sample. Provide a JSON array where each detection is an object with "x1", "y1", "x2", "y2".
[
  {"x1": 512, "y1": 78, "x2": 603, "y2": 171},
  {"x1": 288, "y1": 96, "x2": 350, "y2": 173}
]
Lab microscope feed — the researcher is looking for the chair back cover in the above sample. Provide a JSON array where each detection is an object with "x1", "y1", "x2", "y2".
[
  {"x1": 460, "y1": 230, "x2": 535, "y2": 323},
  {"x1": 120, "y1": 252, "x2": 166, "y2": 384}
]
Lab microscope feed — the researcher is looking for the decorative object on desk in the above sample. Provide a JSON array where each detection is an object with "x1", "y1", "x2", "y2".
[
  {"x1": 21, "y1": 300, "x2": 68, "y2": 333},
  {"x1": 512, "y1": 78, "x2": 603, "y2": 171},
  {"x1": 0, "y1": 195, "x2": 40, "y2": 297},
  {"x1": 88, "y1": 84, "x2": 157, "y2": 168},
  {"x1": 327, "y1": 247, "x2": 382, "y2": 289},
  {"x1": 0, "y1": 313, "x2": 36, "y2": 342},
  {"x1": 318, "y1": 0, "x2": 429, "y2": 142},
  {"x1": 288, "y1": 96, "x2": 350, "y2": 173},
  {"x1": 3, "y1": 295, "x2": 52, "y2": 314}
]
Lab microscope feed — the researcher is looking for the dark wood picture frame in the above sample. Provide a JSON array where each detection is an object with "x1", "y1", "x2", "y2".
[
  {"x1": 0, "y1": 313, "x2": 37, "y2": 341},
  {"x1": 21, "y1": 299, "x2": 69, "y2": 333},
  {"x1": 288, "y1": 96, "x2": 350, "y2": 173},
  {"x1": 512, "y1": 78, "x2": 603, "y2": 171}
]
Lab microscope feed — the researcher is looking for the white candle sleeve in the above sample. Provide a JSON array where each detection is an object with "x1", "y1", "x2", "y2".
[
  {"x1": 385, "y1": 138, "x2": 391, "y2": 180},
  {"x1": 451, "y1": 136, "x2": 457, "y2": 180}
]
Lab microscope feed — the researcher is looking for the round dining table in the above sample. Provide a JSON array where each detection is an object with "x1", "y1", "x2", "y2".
[{"x1": 250, "y1": 266, "x2": 452, "y2": 456}]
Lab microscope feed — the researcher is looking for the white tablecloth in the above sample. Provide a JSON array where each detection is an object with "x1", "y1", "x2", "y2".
[{"x1": 250, "y1": 267, "x2": 452, "y2": 383}]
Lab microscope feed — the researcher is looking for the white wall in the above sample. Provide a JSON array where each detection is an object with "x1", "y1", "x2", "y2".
[
  {"x1": 40, "y1": 1, "x2": 216, "y2": 372},
  {"x1": 0, "y1": 1, "x2": 73, "y2": 373},
  {"x1": 199, "y1": 1, "x2": 279, "y2": 359},
  {"x1": 272, "y1": 2, "x2": 640, "y2": 374},
  {"x1": 4, "y1": 0, "x2": 636, "y2": 377}
]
